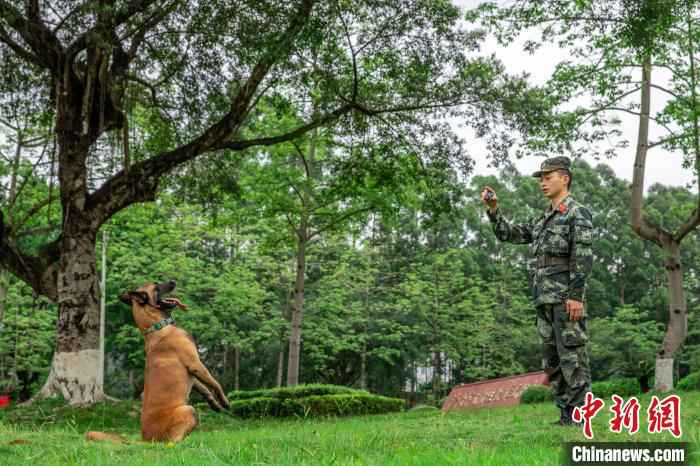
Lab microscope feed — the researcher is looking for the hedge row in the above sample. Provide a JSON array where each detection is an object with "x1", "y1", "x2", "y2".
[
  {"x1": 229, "y1": 393, "x2": 404, "y2": 418},
  {"x1": 227, "y1": 384, "x2": 363, "y2": 402},
  {"x1": 520, "y1": 385, "x2": 553, "y2": 404}
]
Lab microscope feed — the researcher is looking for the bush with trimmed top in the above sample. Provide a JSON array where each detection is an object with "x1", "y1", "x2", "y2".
[
  {"x1": 520, "y1": 385, "x2": 553, "y2": 404},
  {"x1": 228, "y1": 390, "x2": 403, "y2": 419}
]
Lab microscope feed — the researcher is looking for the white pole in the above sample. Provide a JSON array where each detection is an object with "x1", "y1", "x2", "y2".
[{"x1": 99, "y1": 230, "x2": 108, "y2": 392}]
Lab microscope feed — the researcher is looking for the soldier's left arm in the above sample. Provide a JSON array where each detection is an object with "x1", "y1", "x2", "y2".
[{"x1": 568, "y1": 205, "x2": 594, "y2": 302}]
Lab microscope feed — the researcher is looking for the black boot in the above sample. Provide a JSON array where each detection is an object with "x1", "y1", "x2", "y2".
[{"x1": 552, "y1": 407, "x2": 568, "y2": 426}]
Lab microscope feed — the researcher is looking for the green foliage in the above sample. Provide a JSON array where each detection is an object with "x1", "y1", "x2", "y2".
[
  {"x1": 285, "y1": 394, "x2": 403, "y2": 417},
  {"x1": 520, "y1": 385, "x2": 554, "y2": 404},
  {"x1": 229, "y1": 393, "x2": 403, "y2": 419},
  {"x1": 0, "y1": 277, "x2": 55, "y2": 399},
  {"x1": 589, "y1": 306, "x2": 664, "y2": 380},
  {"x1": 228, "y1": 384, "x2": 362, "y2": 401},
  {"x1": 591, "y1": 377, "x2": 642, "y2": 399},
  {"x1": 677, "y1": 372, "x2": 700, "y2": 391},
  {"x1": 229, "y1": 397, "x2": 281, "y2": 418},
  {"x1": 3, "y1": 156, "x2": 697, "y2": 403}
]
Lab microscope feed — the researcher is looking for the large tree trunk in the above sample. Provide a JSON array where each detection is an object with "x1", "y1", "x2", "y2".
[
  {"x1": 36, "y1": 95, "x2": 104, "y2": 404},
  {"x1": 222, "y1": 345, "x2": 228, "y2": 383},
  {"x1": 360, "y1": 340, "x2": 368, "y2": 391},
  {"x1": 656, "y1": 239, "x2": 688, "y2": 390},
  {"x1": 276, "y1": 280, "x2": 289, "y2": 388},
  {"x1": 38, "y1": 228, "x2": 103, "y2": 404},
  {"x1": 286, "y1": 131, "x2": 316, "y2": 387},
  {"x1": 286, "y1": 230, "x2": 307, "y2": 386},
  {"x1": 234, "y1": 345, "x2": 240, "y2": 391},
  {"x1": 432, "y1": 350, "x2": 442, "y2": 396},
  {"x1": 411, "y1": 360, "x2": 416, "y2": 393},
  {"x1": 629, "y1": 56, "x2": 689, "y2": 391},
  {"x1": 276, "y1": 338, "x2": 285, "y2": 388},
  {"x1": 617, "y1": 262, "x2": 625, "y2": 306},
  {"x1": 360, "y1": 283, "x2": 370, "y2": 391}
]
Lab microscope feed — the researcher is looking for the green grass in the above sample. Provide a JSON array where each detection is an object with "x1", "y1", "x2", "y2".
[{"x1": 1, "y1": 391, "x2": 699, "y2": 465}]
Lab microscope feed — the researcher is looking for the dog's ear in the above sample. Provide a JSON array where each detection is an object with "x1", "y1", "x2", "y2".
[
  {"x1": 119, "y1": 293, "x2": 131, "y2": 305},
  {"x1": 120, "y1": 291, "x2": 148, "y2": 305}
]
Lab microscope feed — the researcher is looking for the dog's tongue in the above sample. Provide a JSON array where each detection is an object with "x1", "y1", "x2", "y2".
[{"x1": 162, "y1": 297, "x2": 187, "y2": 310}]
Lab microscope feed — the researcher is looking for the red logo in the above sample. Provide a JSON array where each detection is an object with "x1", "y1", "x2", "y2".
[
  {"x1": 558, "y1": 203, "x2": 568, "y2": 214},
  {"x1": 573, "y1": 393, "x2": 684, "y2": 439},
  {"x1": 610, "y1": 395, "x2": 640, "y2": 434},
  {"x1": 572, "y1": 392, "x2": 605, "y2": 439},
  {"x1": 647, "y1": 394, "x2": 682, "y2": 438}
]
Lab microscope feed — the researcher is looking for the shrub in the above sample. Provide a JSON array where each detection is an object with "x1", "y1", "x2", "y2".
[
  {"x1": 230, "y1": 393, "x2": 403, "y2": 418},
  {"x1": 229, "y1": 397, "x2": 280, "y2": 418},
  {"x1": 228, "y1": 384, "x2": 363, "y2": 401},
  {"x1": 520, "y1": 385, "x2": 553, "y2": 404},
  {"x1": 591, "y1": 377, "x2": 640, "y2": 399},
  {"x1": 677, "y1": 372, "x2": 700, "y2": 391}
]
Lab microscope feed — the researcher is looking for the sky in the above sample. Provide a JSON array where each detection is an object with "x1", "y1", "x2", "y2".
[{"x1": 452, "y1": 0, "x2": 696, "y2": 191}]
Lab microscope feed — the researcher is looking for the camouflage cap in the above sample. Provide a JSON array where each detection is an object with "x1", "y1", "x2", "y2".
[{"x1": 532, "y1": 156, "x2": 572, "y2": 177}]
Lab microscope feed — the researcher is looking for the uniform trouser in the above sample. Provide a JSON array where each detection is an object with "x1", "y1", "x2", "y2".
[{"x1": 536, "y1": 302, "x2": 592, "y2": 409}]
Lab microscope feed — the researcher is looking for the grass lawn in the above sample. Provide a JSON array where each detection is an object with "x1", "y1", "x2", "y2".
[{"x1": 1, "y1": 390, "x2": 699, "y2": 465}]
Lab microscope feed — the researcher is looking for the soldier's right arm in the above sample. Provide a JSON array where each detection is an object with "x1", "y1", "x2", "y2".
[{"x1": 486, "y1": 207, "x2": 534, "y2": 244}]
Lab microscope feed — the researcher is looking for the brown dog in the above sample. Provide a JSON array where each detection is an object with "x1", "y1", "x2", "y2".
[{"x1": 87, "y1": 280, "x2": 230, "y2": 443}]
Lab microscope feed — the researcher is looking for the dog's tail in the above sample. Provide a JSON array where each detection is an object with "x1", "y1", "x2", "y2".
[{"x1": 85, "y1": 431, "x2": 127, "y2": 443}]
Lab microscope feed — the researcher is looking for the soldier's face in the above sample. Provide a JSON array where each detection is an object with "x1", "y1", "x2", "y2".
[{"x1": 539, "y1": 171, "x2": 568, "y2": 199}]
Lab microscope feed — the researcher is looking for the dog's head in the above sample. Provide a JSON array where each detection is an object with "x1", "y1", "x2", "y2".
[{"x1": 119, "y1": 280, "x2": 188, "y2": 316}]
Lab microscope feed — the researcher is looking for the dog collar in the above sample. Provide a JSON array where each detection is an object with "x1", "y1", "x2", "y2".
[{"x1": 143, "y1": 317, "x2": 175, "y2": 335}]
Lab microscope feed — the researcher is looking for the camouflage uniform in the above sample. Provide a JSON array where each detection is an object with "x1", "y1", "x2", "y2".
[{"x1": 486, "y1": 157, "x2": 593, "y2": 411}]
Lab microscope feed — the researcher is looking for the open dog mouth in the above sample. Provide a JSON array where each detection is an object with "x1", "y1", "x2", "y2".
[
  {"x1": 158, "y1": 297, "x2": 187, "y2": 310},
  {"x1": 155, "y1": 281, "x2": 187, "y2": 311}
]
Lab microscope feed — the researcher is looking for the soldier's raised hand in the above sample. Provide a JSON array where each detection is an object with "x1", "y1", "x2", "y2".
[
  {"x1": 481, "y1": 186, "x2": 498, "y2": 211},
  {"x1": 566, "y1": 299, "x2": 584, "y2": 321}
]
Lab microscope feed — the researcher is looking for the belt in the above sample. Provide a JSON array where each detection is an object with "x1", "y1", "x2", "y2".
[{"x1": 536, "y1": 255, "x2": 570, "y2": 268}]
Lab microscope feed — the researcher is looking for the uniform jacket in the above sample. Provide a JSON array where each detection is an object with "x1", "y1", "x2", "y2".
[{"x1": 486, "y1": 194, "x2": 594, "y2": 306}]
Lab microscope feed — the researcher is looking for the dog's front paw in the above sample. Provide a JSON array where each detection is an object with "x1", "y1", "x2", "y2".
[
  {"x1": 209, "y1": 400, "x2": 223, "y2": 412},
  {"x1": 220, "y1": 395, "x2": 231, "y2": 410}
]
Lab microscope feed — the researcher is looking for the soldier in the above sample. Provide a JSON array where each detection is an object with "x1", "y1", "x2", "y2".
[{"x1": 481, "y1": 156, "x2": 593, "y2": 427}]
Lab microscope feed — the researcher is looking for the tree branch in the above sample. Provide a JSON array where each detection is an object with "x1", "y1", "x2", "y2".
[
  {"x1": 338, "y1": 10, "x2": 358, "y2": 101},
  {"x1": 0, "y1": 23, "x2": 41, "y2": 65},
  {"x1": 675, "y1": 210, "x2": 700, "y2": 243},
  {"x1": 51, "y1": 2, "x2": 90, "y2": 34},
  {"x1": 86, "y1": 0, "x2": 319, "y2": 226},
  {"x1": 285, "y1": 213, "x2": 300, "y2": 238},
  {"x1": 0, "y1": 0, "x2": 63, "y2": 70},
  {"x1": 308, "y1": 206, "x2": 374, "y2": 240},
  {"x1": 592, "y1": 106, "x2": 679, "y2": 137},
  {"x1": 649, "y1": 83, "x2": 686, "y2": 102},
  {"x1": 630, "y1": 56, "x2": 667, "y2": 247},
  {"x1": 648, "y1": 134, "x2": 687, "y2": 149},
  {"x1": 291, "y1": 140, "x2": 312, "y2": 180},
  {"x1": 124, "y1": 0, "x2": 178, "y2": 61},
  {"x1": 217, "y1": 104, "x2": 353, "y2": 153},
  {"x1": 287, "y1": 181, "x2": 306, "y2": 206},
  {"x1": 66, "y1": 0, "x2": 161, "y2": 59},
  {"x1": 0, "y1": 234, "x2": 58, "y2": 301}
]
